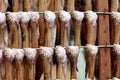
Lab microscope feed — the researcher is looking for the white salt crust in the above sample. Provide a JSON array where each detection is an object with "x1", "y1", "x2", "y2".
[
  {"x1": 113, "y1": 44, "x2": 120, "y2": 55},
  {"x1": 44, "y1": 11, "x2": 56, "y2": 23},
  {"x1": 86, "y1": 10, "x2": 98, "y2": 26},
  {"x1": 24, "y1": 48, "x2": 37, "y2": 60},
  {"x1": 112, "y1": 77, "x2": 120, "y2": 80},
  {"x1": 71, "y1": 11, "x2": 84, "y2": 22},
  {"x1": 3, "y1": 48, "x2": 15, "y2": 61},
  {"x1": 111, "y1": 12, "x2": 120, "y2": 23},
  {"x1": 66, "y1": 46, "x2": 79, "y2": 56},
  {"x1": 59, "y1": 11, "x2": 71, "y2": 22},
  {"x1": 55, "y1": 46, "x2": 66, "y2": 58},
  {"x1": 0, "y1": 12, "x2": 6, "y2": 24},
  {"x1": 29, "y1": 11, "x2": 40, "y2": 21},
  {"x1": 7, "y1": 12, "x2": 20, "y2": 23},
  {"x1": 12, "y1": 49, "x2": 24, "y2": 61},
  {"x1": 19, "y1": 12, "x2": 31, "y2": 23},
  {"x1": 86, "y1": 44, "x2": 98, "y2": 55},
  {"x1": 40, "y1": 47, "x2": 54, "y2": 58}
]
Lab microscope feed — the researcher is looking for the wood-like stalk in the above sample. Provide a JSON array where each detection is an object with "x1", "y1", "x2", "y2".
[
  {"x1": 65, "y1": 47, "x2": 78, "y2": 79},
  {"x1": 36, "y1": 0, "x2": 46, "y2": 80},
  {"x1": 23, "y1": 0, "x2": 32, "y2": 11},
  {"x1": 73, "y1": 21, "x2": 81, "y2": 46},
  {"x1": 20, "y1": 21, "x2": 29, "y2": 48},
  {"x1": 66, "y1": 0, "x2": 75, "y2": 11},
  {"x1": 44, "y1": 19, "x2": 56, "y2": 80},
  {"x1": 27, "y1": 62, "x2": 35, "y2": 80},
  {"x1": 42, "y1": 57, "x2": 51, "y2": 80},
  {"x1": 45, "y1": 22, "x2": 56, "y2": 47},
  {"x1": 0, "y1": 26, "x2": 5, "y2": 49},
  {"x1": 85, "y1": 22, "x2": 97, "y2": 80},
  {"x1": 19, "y1": 0, "x2": 23, "y2": 11},
  {"x1": 15, "y1": 60, "x2": 24, "y2": 80},
  {"x1": 60, "y1": 22, "x2": 70, "y2": 47},
  {"x1": 30, "y1": 20, "x2": 39, "y2": 48},
  {"x1": 12, "y1": 0, "x2": 19, "y2": 11},
  {"x1": 55, "y1": 0, "x2": 64, "y2": 44},
  {"x1": 56, "y1": 59, "x2": 63, "y2": 79},
  {"x1": 84, "y1": 1, "x2": 97, "y2": 79},
  {"x1": 38, "y1": 0, "x2": 46, "y2": 46},
  {"x1": 7, "y1": 22, "x2": 19, "y2": 48},
  {"x1": 5, "y1": 61, "x2": 13, "y2": 80},
  {"x1": 84, "y1": 0, "x2": 92, "y2": 11}
]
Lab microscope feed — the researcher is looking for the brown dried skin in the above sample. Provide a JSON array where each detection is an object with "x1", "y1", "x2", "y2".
[
  {"x1": 55, "y1": 0, "x2": 64, "y2": 44},
  {"x1": 55, "y1": 47, "x2": 67, "y2": 80},
  {"x1": 66, "y1": 48, "x2": 78, "y2": 79},
  {"x1": 23, "y1": 0, "x2": 32, "y2": 11},
  {"x1": 0, "y1": 26, "x2": 5, "y2": 49},
  {"x1": 84, "y1": 0, "x2": 92, "y2": 11},
  {"x1": 66, "y1": 0, "x2": 75, "y2": 11},
  {"x1": 12, "y1": 0, "x2": 19, "y2": 11},
  {"x1": 5, "y1": 61, "x2": 13, "y2": 80},
  {"x1": 30, "y1": 20, "x2": 39, "y2": 48},
  {"x1": 56, "y1": 56, "x2": 63, "y2": 79},
  {"x1": 27, "y1": 62, "x2": 35, "y2": 80},
  {"x1": 0, "y1": 0, "x2": 8, "y2": 12},
  {"x1": 110, "y1": 0, "x2": 119, "y2": 11},
  {"x1": 7, "y1": 20, "x2": 19, "y2": 48},
  {"x1": 20, "y1": 21, "x2": 30, "y2": 80},
  {"x1": 44, "y1": 23, "x2": 56, "y2": 79},
  {"x1": 19, "y1": 0, "x2": 23, "y2": 11},
  {"x1": 15, "y1": 60, "x2": 24, "y2": 80},
  {"x1": 38, "y1": 0, "x2": 46, "y2": 46},
  {"x1": 112, "y1": 19, "x2": 120, "y2": 78},
  {"x1": 85, "y1": 22, "x2": 97, "y2": 80},
  {"x1": 72, "y1": 20, "x2": 81, "y2": 46},
  {"x1": 60, "y1": 22, "x2": 70, "y2": 47},
  {"x1": 42, "y1": 56, "x2": 52, "y2": 80},
  {"x1": 85, "y1": 50, "x2": 96, "y2": 79},
  {"x1": 45, "y1": 22, "x2": 56, "y2": 47},
  {"x1": 20, "y1": 21, "x2": 29, "y2": 48}
]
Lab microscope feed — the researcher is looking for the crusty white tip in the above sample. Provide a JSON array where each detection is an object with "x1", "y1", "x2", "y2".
[
  {"x1": 86, "y1": 10, "x2": 98, "y2": 26},
  {"x1": 66, "y1": 46, "x2": 79, "y2": 56},
  {"x1": 0, "y1": 12, "x2": 6, "y2": 24},
  {"x1": 7, "y1": 12, "x2": 20, "y2": 23},
  {"x1": 71, "y1": 11, "x2": 84, "y2": 22},
  {"x1": 113, "y1": 44, "x2": 120, "y2": 55},
  {"x1": 112, "y1": 77, "x2": 120, "y2": 80},
  {"x1": 111, "y1": 12, "x2": 120, "y2": 23},
  {"x1": 3, "y1": 47, "x2": 15, "y2": 61},
  {"x1": 86, "y1": 78, "x2": 92, "y2": 80},
  {"x1": 55, "y1": 46, "x2": 66, "y2": 58},
  {"x1": 86, "y1": 44, "x2": 98, "y2": 55},
  {"x1": 19, "y1": 12, "x2": 31, "y2": 23},
  {"x1": 24, "y1": 48, "x2": 37, "y2": 60},
  {"x1": 0, "y1": 50, "x2": 2, "y2": 59},
  {"x1": 59, "y1": 11, "x2": 71, "y2": 22},
  {"x1": 12, "y1": 49, "x2": 24, "y2": 61},
  {"x1": 44, "y1": 11, "x2": 56, "y2": 23},
  {"x1": 40, "y1": 47, "x2": 54, "y2": 58},
  {"x1": 29, "y1": 11, "x2": 40, "y2": 21}
]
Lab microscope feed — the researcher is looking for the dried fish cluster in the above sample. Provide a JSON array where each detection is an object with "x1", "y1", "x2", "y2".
[{"x1": 0, "y1": 0, "x2": 119, "y2": 80}]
